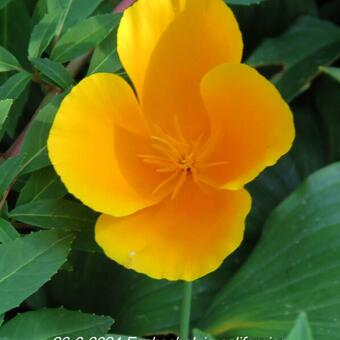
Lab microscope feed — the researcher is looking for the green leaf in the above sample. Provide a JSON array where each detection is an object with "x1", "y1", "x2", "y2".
[
  {"x1": 17, "y1": 167, "x2": 67, "y2": 206},
  {"x1": 201, "y1": 162, "x2": 340, "y2": 339},
  {"x1": 0, "y1": 46, "x2": 23, "y2": 72},
  {"x1": 248, "y1": 16, "x2": 340, "y2": 101},
  {"x1": 0, "y1": 154, "x2": 24, "y2": 198},
  {"x1": 87, "y1": 29, "x2": 122, "y2": 75},
  {"x1": 0, "y1": 229, "x2": 74, "y2": 314},
  {"x1": 20, "y1": 94, "x2": 64, "y2": 174},
  {"x1": 287, "y1": 313, "x2": 314, "y2": 340},
  {"x1": 315, "y1": 77, "x2": 340, "y2": 162},
  {"x1": 51, "y1": 13, "x2": 121, "y2": 63},
  {"x1": 226, "y1": 0, "x2": 268, "y2": 4},
  {"x1": 0, "y1": 308, "x2": 113, "y2": 339},
  {"x1": 320, "y1": 66, "x2": 340, "y2": 83},
  {"x1": 9, "y1": 199, "x2": 98, "y2": 231},
  {"x1": 0, "y1": 72, "x2": 31, "y2": 100},
  {"x1": 31, "y1": 58, "x2": 73, "y2": 90},
  {"x1": 106, "y1": 335, "x2": 145, "y2": 340},
  {"x1": 46, "y1": 250, "x2": 247, "y2": 336},
  {"x1": 192, "y1": 329, "x2": 216, "y2": 340},
  {"x1": 49, "y1": 0, "x2": 105, "y2": 35},
  {"x1": 0, "y1": 218, "x2": 19, "y2": 244},
  {"x1": 28, "y1": 11, "x2": 60, "y2": 59},
  {"x1": 0, "y1": 1, "x2": 31, "y2": 70},
  {"x1": 0, "y1": 99, "x2": 12, "y2": 140},
  {"x1": 0, "y1": 0, "x2": 13, "y2": 11}
]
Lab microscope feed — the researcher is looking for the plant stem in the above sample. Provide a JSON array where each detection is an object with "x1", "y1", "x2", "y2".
[{"x1": 179, "y1": 281, "x2": 193, "y2": 340}]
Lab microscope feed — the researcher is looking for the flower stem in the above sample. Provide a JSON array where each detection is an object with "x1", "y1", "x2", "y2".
[{"x1": 179, "y1": 281, "x2": 193, "y2": 340}]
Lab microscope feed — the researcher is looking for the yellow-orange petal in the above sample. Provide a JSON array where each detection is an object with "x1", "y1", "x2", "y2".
[
  {"x1": 126, "y1": 0, "x2": 242, "y2": 140},
  {"x1": 95, "y1": 180, "x2": 251, "y2": 281},
  {"x1": 117, "y1": 0, "x2": 185, "y2": 97},
  {"x1": 199, "y1": 63, "x2": 295, "y2": 190},
  {"x1": 48, "y1": 73, "x2": 158, "y2": 217}
]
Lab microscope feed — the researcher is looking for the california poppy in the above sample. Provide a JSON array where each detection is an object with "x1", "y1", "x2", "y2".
[{"x1": 48, "y1": 0, "x2": 295, "y2": 281}]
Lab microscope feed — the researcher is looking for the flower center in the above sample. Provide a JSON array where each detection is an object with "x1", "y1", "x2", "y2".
[{"x1": 138, "y1": 123, "x2": 228, "y2": 199}]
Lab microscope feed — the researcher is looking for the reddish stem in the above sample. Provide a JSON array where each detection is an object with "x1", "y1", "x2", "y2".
[{"x1": 114, "y1": 0, "x2": 136, "y2": 12}]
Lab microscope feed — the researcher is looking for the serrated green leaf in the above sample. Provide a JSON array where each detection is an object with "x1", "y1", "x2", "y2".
[
  {"x1": 247, "y1": 16, "x2": 340, "y2": 101},
  {"x1": 0, "y1": 46, "x2": 23, "y2": 72},
  {"x1": 0, "y1": 218, "x2": 19, "y2": 244},
  {"x1": 0, "y1": 72, "x2": 31, "y2": 100},
  {"x1": 88, "y1": 29, "x2": 122, "y2": 75},
  {"x1": 0, "y1": 308, "x2": 113, "y2": 340},
  {"x1": 287, "y1": 313, "x2": 314, "y2": 340},
  {"x1": 9, "y1": 199, "x2": 98, "y2": 231},
  {"x1": 320, "y1": 66, "x2": 340, "y2": 83},
  {"x1": 201, "y1": 162, "x2": 340, "y2": 339},
  {"x1": 0, "y1": 229, "x2": 74, "y2": 314},
  {"x1": 17, "y1": 167, "x2": 67, "y2": 206},
  {"x1": 0, "y1": 99, "x2": 12, "y2": 140},
  {"x1": 51, "y1": 13, "x2": 121, "y2": 63},
  {"x1": 31, "y1": 58, "x2": 73, "y2": 90},
  {"x1": 28, "y1": 11, "x2": 60, "y2": 59}
]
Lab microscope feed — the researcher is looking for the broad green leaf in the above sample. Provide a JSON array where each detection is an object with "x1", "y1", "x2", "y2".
[
  {"x1": 201, "y1": 162, "x2": 340, "y2": 339},
  {"x1": 0, "y1": 99, "x2": 12, "y2": 140},
  {"x1": 0, "y1": 218, "x2": 19, "y2": 244},
  {"x1": 0, "y1": 46, "x2": 23, "y2": 72},
  {"x1": 46, "y1": 249, "x2": 248, "y2": 335},
  {"x1": 287, "y1": 313, "x2": 314, "y2": 340},
  {"x1": 248, "y1": 16, "x2": 340, "y2": 101},
  {"x1": 28, "y1": 11, "x2": 60, "y2": 59},
  {"x1": 87, "y1": 29, "x2": 122, "y2": 75},
  {"x1": 20, "y1": 94, "x2": 64, "y2": 174},
  {"x1": 0, "y1": 308, "x2": 113, "y2": 339},
  {"x1": 0, "y1": 229, "x2": 74, "y2": 314},
  {"x1": 0, "y1": 154, "x2": 24, "y2": 199},
  {"x1": 320, "y1": 66, "x2": 340, "y2": 83},
  {"x1": 51, "y1": 13, "x2": 121, "y2": 63},
  {"x1": 31, "y1": 58, "x2": 73, "y2": 90},
  {"x1": 9, "y1": 199, "x2": 98, "y2": 231},
  {"x1": 0, "y1": 72, "x2": 31, "y2": 100},
  {"x1": 193, "y1": 329, "x2": 216, "y2": 340},
  {"x1": 17, "y1": 167, "x2": 67, "y2": 206},
  {"x1": 49, "y1": 0, "x2": 105, "y2": 35},
  {"x1": 315, "y1": 77, "x2": 340, "y2": 162},
  {"x1": 246, "y1": 102, "x2": 326, "y2": 239}
]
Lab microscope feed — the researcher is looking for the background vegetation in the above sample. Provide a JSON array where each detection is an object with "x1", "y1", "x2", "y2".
[{"x1": 0, "y1": 0, "x2": 339, "y2": 339}]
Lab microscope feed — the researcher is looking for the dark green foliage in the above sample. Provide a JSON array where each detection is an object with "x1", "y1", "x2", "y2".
[{"x1": 0, "y1": 0, "x2": 339, "y2": 339}]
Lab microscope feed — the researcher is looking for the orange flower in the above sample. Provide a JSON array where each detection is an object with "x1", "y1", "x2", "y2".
[{"x1": 48, "y1": 0, "x2": 295, "y2": 281}]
